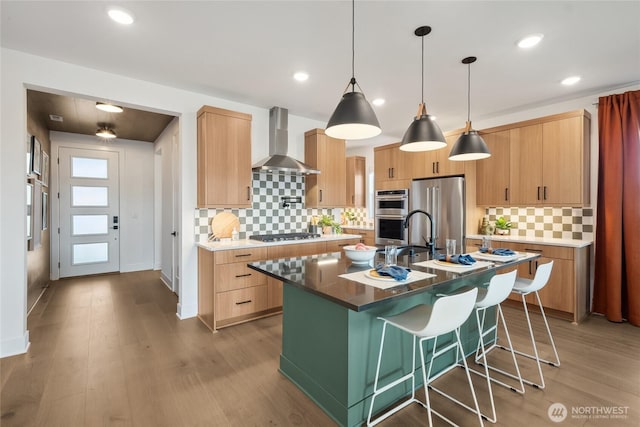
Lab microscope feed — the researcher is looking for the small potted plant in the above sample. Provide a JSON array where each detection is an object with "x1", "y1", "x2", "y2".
[
  {"x1": 343, "y1": 210, "x2": 356, "y2": 226},
  {"x1": 494, "y1": 216, "x2": 513, "y2": 235},
  {"x1": 318, "y1": 215, "x2": 342, "y2": 235}
]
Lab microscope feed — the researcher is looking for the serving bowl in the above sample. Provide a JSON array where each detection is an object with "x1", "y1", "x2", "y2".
[{"x1": 343, "y1": 245, "x2": 378, "y2": 265}]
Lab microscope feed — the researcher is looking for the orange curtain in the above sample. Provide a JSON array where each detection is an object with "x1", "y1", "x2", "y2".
[{"x1": 593, "y1": 90, "x2": 640, "y2": 325}]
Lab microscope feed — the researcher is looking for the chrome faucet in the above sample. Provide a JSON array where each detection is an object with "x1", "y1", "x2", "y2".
[{"x1": 404, "y1": 209, "x2": 436, "y2": 258}]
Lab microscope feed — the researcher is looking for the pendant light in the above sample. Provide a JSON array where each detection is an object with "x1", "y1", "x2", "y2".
[
  {"x1": 399, "y1": 26, "x2": 446, "y2": 152},
  {"x1": 325, "y1": 0, "x2": 381, "y2": 140},
  {"x1": 449, "y1": 56, "x2": 491, "y2": 161},
  {"x1": 96, "y1": 127, "x2": 116, "y2": 139}
]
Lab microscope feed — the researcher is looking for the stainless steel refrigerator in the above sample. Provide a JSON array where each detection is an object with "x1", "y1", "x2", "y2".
[{"x1": 409, "y1": 176, "x2": 465, "y2": 252}]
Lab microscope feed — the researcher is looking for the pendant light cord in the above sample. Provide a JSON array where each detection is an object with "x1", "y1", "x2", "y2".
[
  {"x1": 350, "y1": 0, "x2": 355, "y2": 91},
  {"x1": 467, "y1": 62, "x2": 471, "y2": 123},
  {"x1": 421, "y1": 33, "x2": 425, "y2": 104}
]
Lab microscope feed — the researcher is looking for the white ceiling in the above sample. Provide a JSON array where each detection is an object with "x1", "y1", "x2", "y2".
[{"x1": 2, "y1": 1, "x2": 639, "y2": 147}]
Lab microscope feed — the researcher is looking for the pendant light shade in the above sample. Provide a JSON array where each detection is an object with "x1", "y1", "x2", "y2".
[
  {"x1": 400, "y1": 26, "x2": 446, "y2": 152},
  {"x1": 449, "y1": 56, "x2": 491, "y2": 161},
  {"x1": 96, "y1": 127, "x2": 116, "y2": 139},
  {"x1": 325, "y1": 0, "x2": 381, "y2": 140}
]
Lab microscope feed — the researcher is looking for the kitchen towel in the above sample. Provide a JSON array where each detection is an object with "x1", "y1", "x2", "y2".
[
  {"x1": 480, "y1": 247, "x2": 516, "y2": 256},
  {"x1": 414, "y1": 259, "x2": 494, "y2": 273},
  {"x1": 434, "y1": 253, "x2": 476, "y2": 265},
  {"x1": 375, "y1": 263, "x2": 411, "y2": 281},
  {"x1": 339, "y1": 270, "x2": 436, "y2": 290}
]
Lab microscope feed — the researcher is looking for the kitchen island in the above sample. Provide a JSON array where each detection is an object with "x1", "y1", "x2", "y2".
[{"x1": 248, "y1": 250, "x2": 538, "y2": 427}]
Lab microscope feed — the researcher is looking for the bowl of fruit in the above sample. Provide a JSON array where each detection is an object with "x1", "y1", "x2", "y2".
[{"x1": 343, "y1": 243, "x2": 378, "y2": 265}]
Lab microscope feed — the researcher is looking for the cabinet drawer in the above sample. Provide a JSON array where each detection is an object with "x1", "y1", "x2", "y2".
[
  {"x1": 508, "y1": 243, "x2": 573, "y2": 260},
  {"x1": 216, "y1": 286, "x2": 267, "y2": 321},
  {"x1": 267, "y1": 242, "x2": 326, "y2": 259},
  {"x1": 215, "y1": 247, "x2": 268, "y2": 264},
  {"x1": 215, "y1": 262, "x2": 267, "y2": 292},
  {"x1": 326, "y1": 238, "x2": 360, "y2": 253}
]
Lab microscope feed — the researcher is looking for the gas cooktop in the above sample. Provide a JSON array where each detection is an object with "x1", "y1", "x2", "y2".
[{"x1": 249, "y1": 232, "x2": 321, "y2": 242}]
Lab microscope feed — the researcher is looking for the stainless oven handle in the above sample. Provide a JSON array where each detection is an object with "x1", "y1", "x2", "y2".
[{"x1": 375, "y1": 214, "x2": 407, "y2": 219}]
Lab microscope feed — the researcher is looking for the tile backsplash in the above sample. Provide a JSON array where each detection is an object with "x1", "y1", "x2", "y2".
[
  {"x1": 485, "y1": 207, "x2": 593, "y2": 241},
  {"x1": 194, "y1": 173, "x2": 369, "y2": 242}
]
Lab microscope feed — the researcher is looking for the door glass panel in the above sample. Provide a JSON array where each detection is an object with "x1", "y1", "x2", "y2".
[
  {"x1": 72, "y1": 186, "x2": 108, "y2": 206},
  {"x1": 72, "y1": 214, "x2": 108, "y2": 235},
  {"x1": 72, "y1": 157, "x2": 108, "y2": 179},
  {"x1": 72, "y1": 242, "x2": 109, "y2": 264}
]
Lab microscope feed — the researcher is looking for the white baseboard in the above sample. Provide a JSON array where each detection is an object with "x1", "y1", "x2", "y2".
[
  {"x1": 176, "y1": 302, "x2": 197, "y2": 320},
  {"x1": 1, "y1": 330, "x2": 30, "y2": 358},
  {"x1": 160, "y1": 272, "x2": 172, "y2": 290},
  {"x1": 120, "y1": 262, "x2": 153, "y2": 273}
]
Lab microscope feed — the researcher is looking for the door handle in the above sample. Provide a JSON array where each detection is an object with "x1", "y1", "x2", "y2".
[
  {"x1": 543, "y1": 186, "x2": 547, "y2": 200},
  {"x1": 505, "y1": 188, "x2": 509, "y2": 201},
  {"x1": 537, "y1": 186, "x2": 541, "y2": 200},
  {"x1": 247, "y1": 186, "x2": 251, "y2": 201},
  {"x1": 319, "y1": 189, "x2": 323, "y2": 202},
  {"x1": 171, "y1": 231, "x2": 177, "y2": 236},
  {"x1": 112, "y1": 225, "x2": 119, "y2": 230}
]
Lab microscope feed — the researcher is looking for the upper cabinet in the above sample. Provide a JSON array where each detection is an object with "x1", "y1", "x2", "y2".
[
  {"x1": 197, "y1": 106, "x2": 252, "y2": 208},
  {"x1": 346, "y1": 156, "x2": 366, "y2": 208},
  {"x1": 413, "y1": 132, "x2": 466, "y2": 179},
  {"x1": 374, "y1": 143, "x2": 413, "y2": 190},
  {"x1": 305, "y1": 129, "x2": 346, "y2": 207},
  {"x1": 476, "y1": 130, "x2": 511, "y2": 205},
  {"x1": 476, "y1": 110, "x2": 591, "y2": 207}
]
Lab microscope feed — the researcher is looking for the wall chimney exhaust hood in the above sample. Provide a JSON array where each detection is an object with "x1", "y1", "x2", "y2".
[{"x1": 252, "y1": 107, "x2": 320, "y2": 175}]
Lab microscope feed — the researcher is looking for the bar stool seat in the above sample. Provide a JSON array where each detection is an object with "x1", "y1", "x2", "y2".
[
  {"x1": 496, "y1": 261, "x2": 560, "y2": 389},
  {"x1": 367, "y1": 287, "x2": 483, "y2": 427}
]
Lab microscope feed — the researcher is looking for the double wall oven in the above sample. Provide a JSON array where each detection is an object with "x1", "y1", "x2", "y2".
[{"x1": 375, "y1": 189, "x2": 409, "y2": 246}]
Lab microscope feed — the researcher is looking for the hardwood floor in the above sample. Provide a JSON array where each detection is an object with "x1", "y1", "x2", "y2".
[{"x1": 1, "y1": 270, "x2": 638, "y2": 426}]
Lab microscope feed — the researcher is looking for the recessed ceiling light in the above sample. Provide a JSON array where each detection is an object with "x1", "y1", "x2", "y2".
[
  {"x1": 96, "y1": 128, "x2": 117, "y2": 139},
  {"x1": 108, "y1": 8, "x2": 134, "y2": 25},
  {"x1": 293, "y1": 72, "x2": 309, "y2": 82},
  {"x1": 372, "y1": 98, "x2": 385, "y2": 106},
  {"x1": 561, "y1": 75, "x2": 581, "y2": 86},
  {"x1": 49, "y1": 114, "x2": 64, "y2": 122},
  {"x1": 96, "y1": 102, "x2": 124, "y2": 113},
  {"x1": 517, "y1": 34, "x2": 544, "y2": 49}
]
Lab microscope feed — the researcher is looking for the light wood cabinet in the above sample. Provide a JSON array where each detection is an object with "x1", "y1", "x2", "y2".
[
  {"x1": 305, "y1": 129, "x2": 347, "y2": 207},
  {"x1": 374, "y1": 144, "x2": 414, "y2": 190},
  {"x1": 197, "y1": 106, "x2": 252, "y2": 208},
  {"x1": 476, "y1": 110, "x2": 590, "y2": 207},
  {"x1": 476, "y1": 130, "x2": 511, "y2": 205},
  {"x1": 413, "y1": 132, "x2": 466, "y2": 179},
  {"x1": 467, "y1": 239, "x2": 590, "y2": 323},
  {"x1": 342, "y1": 228, "x2": 375, "y2": 246},
  {"x1": 198, "y1": 237, "x2": 359, "y2": 331},
  {"x1": 346, "y1": 156, "x2": 366, "y2": 208}
]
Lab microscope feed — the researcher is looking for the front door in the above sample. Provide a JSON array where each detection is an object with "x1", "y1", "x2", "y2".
[{"x1": 58, "y1": 147, "x2": 120, "y2": 277}]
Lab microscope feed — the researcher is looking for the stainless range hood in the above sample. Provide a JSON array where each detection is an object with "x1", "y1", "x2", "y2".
[{"x1": 252, "y1": 107, "x2": 320, "y2": 175}]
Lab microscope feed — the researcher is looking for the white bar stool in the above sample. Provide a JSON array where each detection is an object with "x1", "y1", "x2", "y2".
[
  {"x1": 367, "y1": 287, "x2": 482, "y2": 427},
  {"x1": 496, "y1": 261, "x2": 560, "y2": 389},
  {"x1": 461, "y1": 270, "x2": 525, "y2": 424}
]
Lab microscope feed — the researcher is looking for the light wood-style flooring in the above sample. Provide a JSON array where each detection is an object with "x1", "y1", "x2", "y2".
[{"x1": 1, "y1": 270, "x2": 638, "y2": 426}]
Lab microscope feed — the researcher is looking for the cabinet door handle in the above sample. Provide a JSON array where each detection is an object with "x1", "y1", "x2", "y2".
[
  {"x1": 235, "y1": 273, "x2": 252, "y2": 278},
  {"x1": 432, "y1": 162, "x2": 436, "y2": 174},
  {"x1": 543, "y1": 186, "x2": 547, "y2": 200},
  {"x1": 528, "y1": 261, "x2": 532, "y2": 275},
  {"x1": 537, "y1": 186, "x2": 541, "y2": 200},
  {"x1": 436, "y1": 162, "x2": 440, "y2": 174},
  {"x1": 247, "y1": 186, "x2": 251, "y2": 201},
  {"x1": 505, "y1": 188, "x2": 508, "y2": 201},
  {"x1": 235, "y1": 253, "x2": 252, "y2": 258},
  {"x1": 352, "y1": 195, "x2": 355, "y2": 204},
  {"x1": 337, "y1": 243, "x2": 349, "y2": 247},
  {"x1": 235, "y1": 299, "x2": 252, "y2": 305},
  {"x1": 319, "y1": 189, "x2": 323, "y2": 202}
]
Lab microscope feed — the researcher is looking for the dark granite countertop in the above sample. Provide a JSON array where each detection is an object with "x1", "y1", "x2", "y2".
[{"x1": 248, "y1": 250, "x2": 539, "y2": 312}]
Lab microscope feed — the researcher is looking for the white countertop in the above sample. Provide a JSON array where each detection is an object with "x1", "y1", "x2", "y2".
[
  {"x1": 467, "y1": 234, "x2": 592, "y2": 248},
  {"x1": 196, "y1": 233, "x2": 363, "y2": 252},
  {"x1": 341, "y1": 225, "x2": 375, "y2": 231}
]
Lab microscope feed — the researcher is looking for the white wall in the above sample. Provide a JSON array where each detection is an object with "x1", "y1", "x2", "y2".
[{"x1": 0, "y1": 48, "x2": 326, "y2": 357}]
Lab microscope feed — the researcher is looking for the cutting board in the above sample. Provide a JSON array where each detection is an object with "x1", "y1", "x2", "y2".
[{"x1": 210, "y1": 212, "x2": 240, "y2": 239}]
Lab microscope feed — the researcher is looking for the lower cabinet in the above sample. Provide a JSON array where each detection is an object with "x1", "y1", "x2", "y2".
[
  {"x1": 198, "y1": 237, "x2": 359, "y2": 331},
  {"x1": 342, "y1": 228, "x2": 375, "y2": 246},
  {"x1": 466, "y1": 239, "x2": 590, "y2": 323}
]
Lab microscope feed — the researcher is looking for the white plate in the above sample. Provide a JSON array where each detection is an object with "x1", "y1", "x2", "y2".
[
  {"x1": 434, "y1": 260, "x2": 474, "y2": 268},
  {"x1": 365, "y1": 269, "x2": 409, "y2": 282}
]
